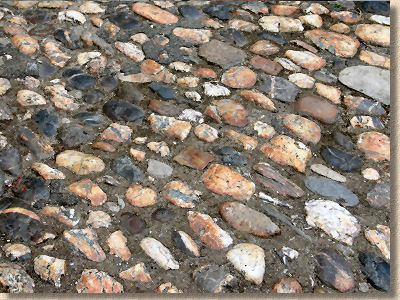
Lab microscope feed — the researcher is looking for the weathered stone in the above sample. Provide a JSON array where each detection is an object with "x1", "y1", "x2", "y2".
[
  {"x1": 156, "y1": 282, "x2": 182, "y2": 293},
  {"x1": 147, "y1": 159, "x2": 172, "y2": 179},
  {"x1": 299, "y1": 14, "x2": 323, "y2": 27},
  {"x1": 369, "y1": 14, "x2": 390, "y2": 25},
  {"x1": 40, "y1": 206, "x2": 80, "y2": 227},
  {"x1": 213, "y1": 146, "x2": 247, "y2": 166},
  {"x1": 273, "y1": 278, "x2": 303, "y2": 293},
  {"x1": 0, "y1": 263, "x2": 34, "y2": 293},
  {"x1": 86, "y1": 211, "x2": 111, "y2": 228},
  {"x1": 295, "y1": 95, "x2": 339, "y2": 124},
  {"x1": 357, "y1": 132, "x2": 390, "y2": 162},
  {"x1": 126, "y1": 185, "x2": 157, "y2": 207},
  {"x1": 106, "y1": 231, "x2": 131, "y2": 261},
  {"x1": 17, "y1": 90, "x2": 46, "y2": 106},
  {"x1": 129, "y1": 148, "x2": 146, "y2": 162},
  {"x1": 366, "y1": 183, "x2": 390, "y2": 210},
  {"x1": 147, "y1": 141, "x2": 170, "y2": 157},
  {"x1": 199, "y1": 40, "x2": 246, "y2": 69},
  {"x1": 63, "y1": 228, "x2": 106, "y2": 262},
  {"x1": 315, "y1": 83, "x2": 341, "y2": 104},
  {"x1": 250, "y1": 40, "x2": 280, "y2": 56},
  {"x1": 2, "y1": 244, "x2": 31, "y2": 261},
  {"x1": 227, "y1": 243, "x2": 265, "y2": 285},
  {"x1": 260, "y1": 135, "x2": 311, "y2": 173},
  {"x1": 365, "y1": 225, "x2": 390, "y2": 260},
  {"x1": 253, "y1": 162, "x2": 304, "y2": 198},
  {"x1": 259, "y1": 16, "x2": 303, "y2": 32},
  {"x1": 131, "y1": 2, "x2": 178, "y2": 24},
  {"x1": 259, "y1": 75, "x2": 299, "y2": 102},
  {"x1": 350, "y1": 116, "x2": 384, "y2": 130},
  {"x1": 119, "y1": 263, "x2": 151, "y2": 283},
  {"x1": 100, "y1": 123, "x2": 132, "y2": 143},
  {"x1": 76, "y1": 269, "x2": 123, "y2": 293},
  {"x1": 202, "y1": 163, "x2": 255, "y2": 200},
  {"x1": 194, "y1": 124, "x2": 219, "y2": 142},
  {"x1": 359, "y1": 50, "x2": 390, "y2": 70},
  {"x1": 253, "y1": 121, "x2": 276, "y2": 139},
  {"x1": 240, "y1": 90, "x2": 275, "y2": 111},
  {"x1": 92, "y1": 142, "x2": 116, "y2": 153},
  {"x1": 304, "y1": 29, "x2": 360, "y2": 58},
  {"x1": 17, "y1": 127, "x2": 54, "y2": 160},
  {"x1": 115, "y1": 42, "x2": 144, "y2": 62},
  {"x1": 225, "y1": 129, "x2": 257, "y2": 150},
  {"x1": 79, "y1": 1, "x2": 105, "y2": 14},
  {"x1": 339, "y1": 66, "x2": 390, "y2": 106},
  {"x1": 148, "y1": 114, "x2": 191, "y2": 141},
  {"x1": 221, "y1": 66, "x2": 256, "y2": 89},
  {"x1": 112, "y1": 156, "x2": 143, "y2": 183},
  {"x1": 203, "y1": 3, "x2": 230, "y2": 20},
  {"x1": 0, "y1": 79, "x2": 11, "y2": 96},
  {"x1": 359, "y1": 252, "x2": 390, "y2": 292},
  {"x1": 250, "y1": 55, "x2": 283, "y2": 75},
  {"x1": 304, "y1": 3, "x2": 329, "y2": 15},
  {"x1": 194, "y1": 68, "x2": 217, "y2": 79},
  {"x1": 140, "y1": 237, "x2": 179, "y2": 270},
  {"x1": 193, "y1": 264, "x2": 235, "y2": 293},
  {"x1": 330, "y1": 23, "x2": 350, "y2": 34},
  {"x1": 58, "y1": 10, "x2": 86, "y2": 24},
  {"x1": 34, "y1": 255, "x2": 66, "y2": 287},
  {"x1": 164, "y1": 181, "x2": 201, "y2": 208},
  {"x1": 173, "y1": 27, "x2": 211, "y2": 44},
  {"x1": 315, "y1": 249, "x2": 355, "y2": 292},
  {"x1": 103, "y1": 100, "x2": 145, "y2": 123},
  {"x1": 45, "y1": 84, "x2": 79, "y2": 111},
  {"x1": 290, "y1": 39, "x2": 318, "y2": 53},
  {"x1": 54, "y1": 29, "x2": 81, "y2": 50},
  {"x1": 212, "y1": 99, "x2": 248, "y2": 127},
  {"x1": 355, "y1": 24, "x2": 389, "y2": 47},
  {"x1": 362, "y1": 168, "x2": 380, "y2": 181},
  {"x1": 188, "y1": 211, "x2": 232, "y2": 250},
  {"x1": 288, "y1": 73, "x2": 315, "y2": 88},
  {"x1": 331, "y1": 11, "x2": 362, "y2": 23},
  {"x1": 220, "y1": 202, "x2": 280, "y2": 238},
  {"x1": 120, "y1": 213, "x2": 146, "y2": 234},
  {"x1": 282, "y1": 114, "x2": 321, "y2": 144},
  {"x1": 11, "y1": 35, "x2": 39, "y2": 55},
  {"x1": 203, "y1": 82, "x2": 231, "y2": 97},
  {"x1": 305, "y1": 200, "x2": 360, "y2": 245},
  {"x1": 172, "y1": 230, "x2": 200, "y2": 257},
  {"x1": 56, "y1": 150, "x2": 104, "y2": 175},
  {"x1": 66, "y1": 179, "x2": 107, "y2": 206},
  {"x1": 285, "y1": 50, "x2": 326, "y2": 71},
  {"x1": 152, "y1": 208, "x2": 175, "y2": 223},
  {"x1": 174, "y1": 146, "x2": 213, "y2": 169}
]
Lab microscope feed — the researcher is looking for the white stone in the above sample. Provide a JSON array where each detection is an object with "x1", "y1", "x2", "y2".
[
  {"x1": 79, "y1": 1, "x2": 105, "y2": 14},
  {"x1": 203, "y1": 82, "x2": 231, "y2": 97},
  {"x1": 311, "y1": 164, "x2": 346, "y2": 182},
  {"x1": 58, "y1": 10, "x2": 86, "y2": 24},
  {"x1": 140, "y1": 237, "x2": 179, "y2": 270},
  {"x1": 77, "y1": 51, "x2": 101, "y2": 65},
  {"x1": 305, "y1": 200, "x2": 360, "y2": 245},
  {"x1": 0, "y1": 78, "x2": 11, "y2": 96},
  {"x1": 362, "y1": 168, "x2": 380, "y2": 180},
  {"x1": 185, "y1": 91, "x2": 201, "y2": 102},
  {"x1": 178, "y1": 109, "x2": 203, "y2": 123},
  {"x1": 226, "y1": 243, "x2": 265, "y2": 285},
  {"x1": 115, "y1": 42, "x2": 145, "y2": 62},
  {"x1": 282, "y1": 247, "x2": 299, "y2": 260},
  {"x1": 288, "y1": 73, "x2": 315, "y2": 88},
  {"x1": 169, "y1": 61, "x2": 191, "y2": 72},
  {"x1": 369, "y1": 15, "x2": 390, "y2": 26},
  {"x1": 259, "y1": 16, "x2": 304, "y2": 32},
  {"x1": 274, "y1": 57, "x2": 301, "y2": 72}
]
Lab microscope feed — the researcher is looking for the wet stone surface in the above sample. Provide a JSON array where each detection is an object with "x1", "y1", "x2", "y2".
[{"x1": 0, "y1": 0, "x2": 391, "y2": 295}]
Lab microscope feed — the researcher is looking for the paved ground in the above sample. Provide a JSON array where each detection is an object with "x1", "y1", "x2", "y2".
[{"x1": 0, "y1": 0, "x2": 391, "y2": 294}]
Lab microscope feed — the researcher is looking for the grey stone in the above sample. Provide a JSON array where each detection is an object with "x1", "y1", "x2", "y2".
[
  {"x1": 339, "y1": 66, "x2": 390, "y2": 105},
  {"x1": 359, "y1": 252, "x2": 390, "y2": 292},
  {"x1": 147, "y1": 159, "x2": 173, "y2": 178},
  {"x1": 199, "y1": 40, "x2": 246, "y2": 69},
  {"x1": 259, "y1": 75, "x2": 299, "y2": 102},
  {"x1": 112, "y1": 156, "x2": 143, "y2": 183}
]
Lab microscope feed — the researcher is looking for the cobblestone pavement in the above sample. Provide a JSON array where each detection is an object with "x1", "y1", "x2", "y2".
[{"x1": 0, "y1": 0, "x2": 390, "y2": 294}]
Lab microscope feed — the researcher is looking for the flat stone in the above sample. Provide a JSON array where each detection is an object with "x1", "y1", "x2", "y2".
[
  {"x1": 304, "y1": 29, "x2": 360, "y2": 58},
  {"x1": 220, "y1": 202, "x2": 280, "y2": 238},
  {"x1": 357, "y1": 131, "x2": 390, "y2": 162},
  {"x1": 116, "y1": 83, "x2": 144, "y2": 103},
  {"x1": 350, "y1": 116, "x2": 384, "y2": 130},
  {"x1": 76, "y1": 269, "x2": 123, "y2": 293},
  {"x1": 119, "y1": 263, "x2": 151, "y2": 283},
  {"x1": 282, "y1": 114, "x2": 321, "y2": 144},
  {"x1": 109, "y1": 12, "x2": 140, "y2": 29},
  {"x1": 120, "y1": 213, "x2": 146, "y2": 234},
  {"x1": 228, "y1": 19, "x2": 258, "y2": 32},
  {"x1": 43, "y1": 41, "x2": 71, "y2": 68},
  {"x1": 304, "y1": 3, "x2": 329, "y2": 15},
  {"x1": 359, "y1": 252, "x2": 390, "y2": 292},
  {"x1": 12, "y1": 177, "x2": 49, "y2": 209},
  {"x1": 259, "y1": 75, "x2": 299, "y2": 103},
  {"x1": 40, "y1": 206, "x2": 80, "y2": 227},
  {"x1": 126, "y1": 185, "x2": 157, "y2": 207},
  {"x1": 250, "y1": 40, "x2": 280, "y2": 56},
  {"x1": 257, "y1": 32, "x2": 287, "y2": 45},
  {"x1": 305, "y1": 200, "x2": 360, "y2": 245},
  {"x1": 227, "y1": 243, "x2": 265, "y2": 285},
  {"x1": 330, "y1": 11, "x2": 361, "y2": 23},
  {"x1": 240, "y1": 90, "x2": 276, "y2": 111},
  {"x1": 0, "y1": 263, "x2": 35, "y2": 293},
  {"x1": 140, "y1": 237, "x2": 179, "y2": 270},
  {"x1": 360, "y1": 1, "x2": 389, "y2": 16},
  {"x1": 321, "y1": 146, "x2": 362, "y2": 172},
  {"x1": 34, "y1": 255, "x2": 66, "y2": 287},
  {"x1": 253, "y1": 121, "x2": 276, "y2": 139},
  {"x1": 173, "y1": 27, "x2": 212, "y2": 44},
  {"x1": 193, "y1": 264, "x2": 235, "y2": 293},
  {"x1": 188, "y1": 211, "x2": 233, "y2": 250},
  {"x1": 148, "y1": 82, "x2": 175, "y2": 99},
  {"x1": 66, "y1": 179, "x2": 107, "y2": 206},
  {"x1": 250, "y1": 55, "x2": 283, "y2": 75},
  {"x1": 2, "y1": 244, "x2": 31, "y2": 261},
  {"x1": 17, "y1": 90, "x2": 46, "y2": 106},
  {"x1": 194, "y1": 124, "x2": 219, "y2": 142},
  {"x1": 273, "y1": 278, "x2": 303, "y2": 293},
  {"x1": 101, "y1": 123, "x2": 132, "y2": 143},
  {"x1": 365, "y1": 225, "x2": 390, "y2": 260},
  {"x1": 315, "y1": 83, "x2": 341, "y2": 104},
  {"x1": 115, "y1": 42, "x2": 144, "y2": 62},
  {"x1": 355, "y1": 24, "x2": 389, "y2": 47},
  {"x1": 131, "y1": 2, "x2": 178, "y2": 24},
  {"x1": 285, "y1": 50, "x2": 326, "y2": 71},
  {"x1": 156, "y1": 282, "x2": 181, "y2": 293},
  {"x1": 330, "y1": 23, "x2": 350, "y2": 34},
  {"x1": 253, "y1": 162, "x2": 304, "y2": 198},
  {"x1": 148, "y1": 114, "x2": 191, "y2": 141},
  {"x1": 225, "y1": 129, "x2": 257, "y2": 151},
  {"x1": 59, "y1": 124, "x2": 95, "y2": 147},
  {"x1": 305, "y1": 176, "x2": 358, "y2": 206},
  {"x1": 164, "y1": 181, "x2": 201, "y2": 208},
  {"x1": 103, "y1": 100, "x2": 145, "y2": 123},
  {"x1": 174, "y1": 146, "x2": 214, "y2": 170},
  {"x1": 299, "y1": 14, "x2": 323, "y2": 27},
  {"x1": 86, "y1": 211, "x2": 111, "y2": 228},
  {"x1": 112, "y1": 156, "x2": 143, "y2": 183},
  {"x1": 106, "y1": 230, "x2": 131, "y2": 261},
  {"x1": 152, "y1": 208, "x2": 175, "y2": 223},
  {"x1": 147, "y1": 159, "x2": 172, "y2": 179},
  {"x1": 0, "y1": 78, "x2": 11, "y2": 96},
  {"x1": 203, "y1": 3, "x2": 230, "y2": 20},
  {"x1": 221, "y1": 66, "x2": 256, "y2": 89},
  {"x1": 359, "y1": 50, "x2": 390, "y2": 70},
  {"x1": 203, "y1": 82, "x2": 231, "y2": 97},
  {"x1": 141, "y1": 61, "x2": 176, "y2": 84},
  {"x1": 339, "y1": 66, "x2": 390, "y2": 106},
  {"x1": 74, "y1": 112, "x2": 103, "y2": 127},
  {"x1": 274, "y1": 57, "x2": 301, "y2": 72},
  {"x1": 179, "y1": 5, "x2": 201, "y2": 19},
  {"x1": 369, "y1": 14, "x2": 390, "y2": 25},
  {"x1": 147, "y1": 141, "x2": 170, "y2": 157},
  {"x1": 0, "y1": 147, "x2": 22, "y2": 176},
  {"x1": 33, "y1": 109, "x2": 58, "y2": 137},
  {"x1": 259, "y1": 16, "x2": 303, "y2": 32},
  {"x1": 202, "y1": 163, "x2": 255, "y2": 200},
  {"x1": 213, "y1": 145, "x2": 247, "y2": 166},
  {"x1": 199, "y1": 40, "x2": 246, "y2": 69},
  {"x1": 362, "y1": 168, "x2": 380, "y2": 181},
  {"x1": 45, "y1": 84, "x2": 79, "y2": 111},
  {"x1": 295, "y1": 95, "x2": 339, "y2": 124},
  {"x1": 310, "y1": 164, "x2": 346, "y2": 183},
  {"x1": 172, "y1": 230, "x2": 200, "y2": 257},
  {"x1": 54, "y1": 29, "x2": 81, "y2": 50},
  {"x1": 288, "y1": 73, "x2": 315, "y2": 88},
  {"x1": 315, "y1": 249, "x2": 355, "y2": 293},
  {"x1": 366, "y1": 183, "x2": 390, "y2": 210},
  {"x1": 11, "y1": 35, "x2": 39, "y2": 55},
  {"x1": 260, "y1": 135, "x2": 311, "y2": 173},
  {"x1": 17, "y1": 127, "x2": 54, "y2": 160},
  {"x1": 290, "y1": 39, "x2": 319, "y2": 53},
  {"x1": 271, "y1": 4, "x2": 299, "y2": 15},
  {"x1": 333, "y1": 132, "x2": 354, "y2": 151},
  {"x1": 79, "y1": 1, "x2": 105, "y2": 14},
  {"x1": 63, "y1": 228, "x2": 106, "y2": 262}
]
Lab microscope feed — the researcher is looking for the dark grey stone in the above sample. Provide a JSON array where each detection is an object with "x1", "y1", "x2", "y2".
[
  {"x1": 179, "y1": 5, "x2": 202, "y2": 19},
  {"x1": 17, "y1": 127, "x2": 54, "y2": 160},
  {"x1": 193, "y1": 264, "x2": 236, "y2": 293},
  {"x1": 54, "y1": 29, "x2": 81, "y2": 50},
  {"x1": 117, "y1": 83, "x2": 144, "y2": 103},
  {"x1": 359, "y1": 252, "x2": 390, "y2": 292},
  {"x1": 33, "y1": 109, "x2": 58, "y2": 137},
  {"x1": 109, "y1": 12, "x2": 141, "y2": 29},
  {"x1": 220, "y1": 29, "x2": 248, "y2": 47},
  {"x1": 313, "y1": 69, "x2": 337, "y2": 84},
  {"x1": 360, "y1": 1, "x2": 390, "y2": 16},
  {"x1": 213, "y1": 146, "x2": 247, "y2": 166},
  {"x1": 39, "y1": 60, "x2": 57, "y2": 78},
  {"x1": 103, "y1": 100, "x2": 145, "y2": 123},
  {"x1": 203, "y1": 3, "x2": 230, "y2": 20},
  {"x1": 172, "y1": 231, "x2": 198, "y2": 257},
  {"x1": 69, "y1": 74, "x2": 95, "y2": 90},
  {"x1": 257, "y1": 32, "x2": 287, "y2": 45},
  {"x1": 84, "y1": 89, "x2": 104, "y2": 104},
  {"x1": 0, "y1": 146, "x2": 22, "y2": 176},
  {"x1": 149, "y1": 82, "x2": 175, "y2": 99},
  {"x1": 112, "y1": 156, "x2": 143, "y2": 183},
  {"x1": 120, "y1": 213, "x2": 146, "y2": 234},
  {"x1": 333, "y1": 132, "x2": 354, "y2": 150},
  {"x1": 12, "y1": 177, "x2": 49, "y2": 209},
  {"x1": 152, "y1": 208, "x2": 175, "y2": 223},
  {"x1": 321, "y1": 146, "x2": 362, "y2": 172},
  {"x1": 59, "y1": 124, "x2": 95, "y2": 147},
  {"x1": 73, "y1": 112, "x2": 104, "y2": 126},
  {"x1": 259, "y1": 75, "x2": 299, "y2": 102}
]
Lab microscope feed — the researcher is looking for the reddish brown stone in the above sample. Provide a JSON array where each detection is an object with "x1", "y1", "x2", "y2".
[
  {"x1": 285, "y1": 50, "x2": 326, "y2": 71},
  {"x1": 315, "y1": 83, "x2": 341, "y2": 104},
  {"x1": 273, "y1": 278, "x2": 302, "y2": 293},
  {"x1": 130, "y1": 148, "x2": 146, "y2": 161},
  {"x1": 367, "y1": 183, "x2": 390, "y2": 210},
  {"x1": 131, "y1": 2, "x2": 178, "y2": 24},
  {"x1": 173, "y1": 27, "x2": 211, "y2": 44},
  {"x1": 92, "y1": 142, "x2": 116, "y2": 152},
  {"x1": 140, "y1": 59, "x2": 175, "y2": 83},
  {"x1": 359, "y1": 50, "x2": 390, "y2": 70},
  {"x1": 295, "y1": 95, "x2": 339, "y2": 124},
  {"x1": 212, "y1": 99, "x2": 248, "y2": 127},
  {"x1": 290, "y1": 40, "x2": 318, "y2": 53},
  {"x1": 260, "y1": 135, "x2": 312, "y2": 173},
  {"x1": 202, "y1": 163, "x2": 255, "y2": 200},
  {"x1": 66, "y1": 179, "x2": 107, "y2": 206},
  {"x1": 250, "y1": 40, "x2": 280, "y2": 56},
  {"x1": 119, "y1": 263, "x2": 152, "y2": 283},
  {"x1": 282, "y1": 114, "x2": 321, "y2": 144},
  {"x1": 199, "y1": 39, "x2": 247, "y2": 69},
  {"x1": 106, "y1": 231, "x2": 131, "y2": 261},
  {"x1": 228, "y1": 19, "x2": 258, "y2": 32},
  {"x1": 173, "y1": 146, "x2": 214, "y2": 170},
  {"x1": 329, "y1": 23, "x2": 350, "y2": 34},
  {"x1": 101, "y1": 123, "x2": 132, "y2": 143},
  {"x1": 271, "y1": 5, "x2": 300, "y2": 16},
  {"x1": 221, "y1": 66, "x2": 256, "y2": 89},
  {"x1": 304, "y1": 29, "x2": 360, "y2": 58},
  {"x1": 204, "y1": 105, "x2": 222, "y2": 123},
  {"x1": 63, "y1": 228, "x2": 106, "y2": 262},
  {"x1": 194, "y1": 124, "x2": 219, "y2": 142},
  {"x1": 193, "y1": 68, "x2": 216, "y2": 79},
  {"x1": 357, "y1": 132, "x2": 390, "y2": 161},
  {"x1": 187, "y1": 211, "x2": 232, "y2": 250},
  {"x1": 31, "y1": 163, "x2": 65, "y2": 180},
  {"x1": 250, "y1": 55, "x2": 282, "y2": 75},
  {"x1": 240, "y1": 90, "x2": 276, "y2": 111},
  {"x1": 76, "y1": 269, "x2": 123, "y2": 293},
  {"x1": 163, "y1": 181, "x2": 201, "y2": 208},
  {"x1": 126, "y1": 185, "x2": 157, "y2": 207},
  {"x1": 253, "y1": 121, "x2": 276, "y2": 139},
  {"x1": 220, "y1": 202, "x2": 280, "y2": 238},
  {"x1": 225, "y1": 129, "x2": 258, "y2": 150},
  {"x1": 330, "y1": 11, "x2": 361, "y2": 23},
  {"x1": 11, "y1": 35, "x2": 39, "y2": 55}
]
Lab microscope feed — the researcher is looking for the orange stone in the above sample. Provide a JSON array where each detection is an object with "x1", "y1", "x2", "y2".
[
  {"x1": 76, "y1": 269, "x2": 123, "y2": 293},
  {"x1": 129, "y1": 148, "x2": 146, "y2": 161},
  {"x1": 148, "y1": 114, "x2": 191, "y2": 141},
  {"x1": 270, "y1": 5, "x2": 300, "y2": 16},
  {"x1": 119, "y1": 263, "x2": 152, "y2": 283},
  {"x1": 330, "y1": 23, "x2": 350, "y2": 34},
  {"x1": 140, "y1": 59, "x2": 175, "y2": 83},
  {"x1": 212, "y1": 99, "x2": 248, "y2": 127},
  {"x1": 240, "y1": 90, "x2": 276, "y2": 111},
  {"x1": 285, "y1": 50, "x2": 326, "y2": 71},
  {"x1": 173, "y1": 146, "x2": 214, "y2": 170},
  {"x1": 63, "y1": 228, "x2": 106, "y2": 262},
  {"x1": 282, "y1": 114, "x2": 321, "y2": 144},
  {"x1": 194, "y1": 124, "x2": 219, "y2": 142},
  {"x1": 260, "y1": 135, "x2": 312, "y2": 173},
  {"x1": 172, "y1": 27, "x2": 211, "y2": 44},
  {"x1": 357, "y1": 132, "x2": 390, "y2": 161},
  {"x1": 359, "y1": 50, "x2": 390, "y2": 70},
  {"x1": 355, "y1": 24, "x2": 390, "y2": 47},
  {"x1": 126, "y1": 185, "x2": 157, "y2": 207},
  {"x1": 330, "y1": 11, "x2": 361, "y2": 23},
  {"x1": 66, "y1": 179, "x2": 107, "y2": 206},
  {"x1": 221, "y1": 66, "x2": 257, "y2": 89},
  {"x1": 106, "y1": 231, "x2": 131, "y2": 261},
  {"x1": 315, "y1": 83, "x2": 341, "y2": 104},
  {"x1": 250, "y1": 55, "x2": 283, "y2": 75},
  {"x1": 202, "y1": 164, "x2": 255, "y2": 200},
  {"x1": 11, "y1": 35, "x2": 39, "y2": 55},
  {"x1": 228, "y1": 19, "x2": 258, "y2": 32},
  {"x1": 92, "y1": 142, "x2": 116, "y2": 152},
  {"x1": 131, "y1": 2, "x2": 178, "y2": 24},
  {"x1": 225, "y1": 129, "x2": 258, "y2": 150},
  {"x1": 163, "y1": 180, "x2": 201, "y2": 208},
  {"x1": 193, "y1": 68, "x2": 216, "y2": 79},
  {"x1": 250, "y1": 40, "x2": 280, "y2": 56},
  {"x1": 273, "y1": 278, "x2": 303, "y2": 293}
]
